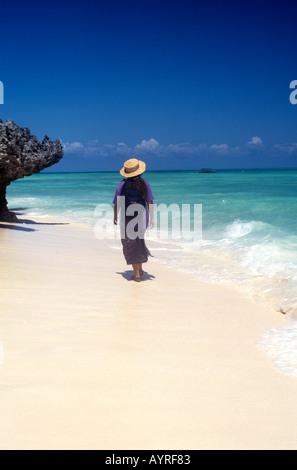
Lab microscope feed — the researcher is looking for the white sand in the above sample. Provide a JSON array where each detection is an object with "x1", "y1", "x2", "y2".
[{"x1": 1, "y1": 216, "x2": 297, "y2": 450}]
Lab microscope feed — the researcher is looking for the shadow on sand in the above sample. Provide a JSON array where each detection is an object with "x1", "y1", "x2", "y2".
[
  {"x1": 117, "y1": 270, "x2": 156, "y2": 282},
  {"x1": 4, "y1": 208, "x2": 69, "y2": 227},
  {"x1": 0, "y1": 223, "x2": 37, "y2": 232},
  {"x1": 0, "y1": 211, "x2": 69, "y2": 231}
]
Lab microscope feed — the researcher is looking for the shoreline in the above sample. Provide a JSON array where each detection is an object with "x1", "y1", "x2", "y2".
[
  {"x1": 12, "y1": 207, "x2": 296, "y2": 320},
  {"x1": 1, "y1": 215, "x2": 297, "y2": 450}
]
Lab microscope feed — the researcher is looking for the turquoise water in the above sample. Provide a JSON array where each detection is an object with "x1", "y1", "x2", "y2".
[
  {"x1": 8, "y1": 168, "x2": 297, "y2": 231},
  {"x1": 6, "y1": 168, "x2": 297, "y2": 376}
]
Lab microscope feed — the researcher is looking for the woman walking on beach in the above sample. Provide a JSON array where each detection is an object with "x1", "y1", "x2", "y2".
[{"x1": 113, "y1": 158, "x2": 154, "y2": 282}]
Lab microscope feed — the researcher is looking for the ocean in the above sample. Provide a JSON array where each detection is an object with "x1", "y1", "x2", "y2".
[{"x1": 6, "y1": 168, "x2": 297, "y2": 376}]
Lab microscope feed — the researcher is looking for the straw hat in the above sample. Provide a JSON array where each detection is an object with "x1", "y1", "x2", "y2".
[{"x1": 120, "y1": 158, "x2": 146, "y2": 178}]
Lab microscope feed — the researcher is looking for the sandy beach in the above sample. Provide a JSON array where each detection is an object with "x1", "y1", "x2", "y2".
[{"x1": 1, "y1": 216, "x2": 297, "y2": 450}]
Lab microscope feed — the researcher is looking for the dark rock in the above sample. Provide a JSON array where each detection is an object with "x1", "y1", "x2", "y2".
[{"x1": 0, "y1": 120, "x2": 63, "y2": 222}]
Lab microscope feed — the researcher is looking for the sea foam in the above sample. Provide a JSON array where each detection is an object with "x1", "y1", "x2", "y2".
[{"x1": 258, "y1": 322, "x2": 297, "y2": 377}]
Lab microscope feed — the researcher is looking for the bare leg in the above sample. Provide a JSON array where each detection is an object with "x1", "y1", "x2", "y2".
[{"x1": 132, "y1": 263, "x2": 141, "y2": 278}]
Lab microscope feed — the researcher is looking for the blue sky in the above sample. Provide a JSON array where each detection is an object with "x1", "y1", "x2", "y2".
[{"x1": 1, "y1": 0, "x2": 297, "y2": 171}]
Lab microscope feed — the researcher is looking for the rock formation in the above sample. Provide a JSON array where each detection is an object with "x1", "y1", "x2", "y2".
[{"x1": 0, "y1": 119, "x2": 63, "y2": 222}]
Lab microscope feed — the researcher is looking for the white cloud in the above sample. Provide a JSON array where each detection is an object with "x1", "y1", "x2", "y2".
[
  {"x1": 247, "y1": 136, "x2": 263, "y2": 146},
  {"x1": 62, "y1": 141, "x2": 84, "y2": 153},
  {"x1": 210, "y1": 143, "x2": 229, "y2": 154},
  {"x1": 61, "y1": 136, "x2": 275, "y2": 161},
  {"x1": 134, "y1": 138, "x2": 160, "y2": 152},
  {"x1": 168, "y1": 142, "x2": 205, "y2": 154},
  {"x1": 115, "y1": 142, "x2": 132, "y2": 154},
  {"x1": 274, "y1": 143, "x2": 297, "y2": 154}
]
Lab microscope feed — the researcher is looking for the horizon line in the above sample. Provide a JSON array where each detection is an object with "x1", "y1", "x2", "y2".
[{"x1": 41, "y1": 166, "x2": 297, "y2": 175}]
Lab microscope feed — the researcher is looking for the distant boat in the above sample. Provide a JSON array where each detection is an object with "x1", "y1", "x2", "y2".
[{"x1": 199, "y1": 168, "x2": 216, "y2": 173}]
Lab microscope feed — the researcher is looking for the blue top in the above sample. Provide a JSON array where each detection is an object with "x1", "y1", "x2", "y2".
[{"x1": 113, "y1": 179, "x2": 154, "y2": 228}]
